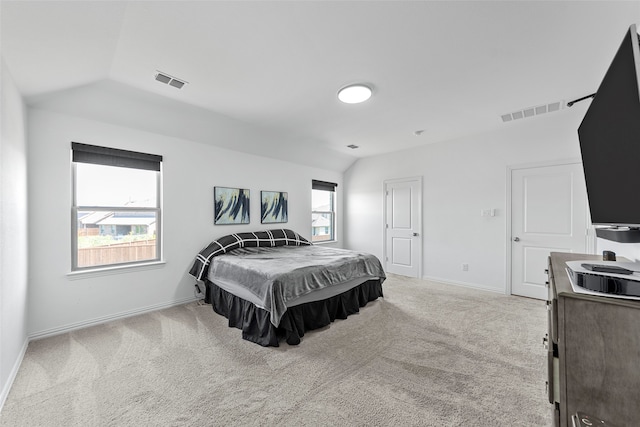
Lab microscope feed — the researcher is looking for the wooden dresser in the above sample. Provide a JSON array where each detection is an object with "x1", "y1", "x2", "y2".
[{"x1": 547, "y1": 252, "x2": 640, "y2": 426}]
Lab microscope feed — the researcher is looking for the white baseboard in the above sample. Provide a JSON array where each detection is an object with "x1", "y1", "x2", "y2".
[
  {"x1": 0, "y1": 337, "x2": 29, "y2": 414},
  {"x1": 28, "y1": 296, "x2": 199, "y2": 341},
  {"x1": 421, "y1": 275, "x2": 507, "y2": 295}
]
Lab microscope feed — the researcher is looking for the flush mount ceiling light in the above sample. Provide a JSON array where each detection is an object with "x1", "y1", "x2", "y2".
[{"x1": 337, "y1": 84, "x2": 372, "y2": 104}]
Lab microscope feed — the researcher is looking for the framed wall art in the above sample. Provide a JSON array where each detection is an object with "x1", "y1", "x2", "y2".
[
  {"x1": 261, "y1": 191, "x2": 288, "y2": 224},
  {"x1": 214, "y1": 187, "x2": 250, "y2": 225}
]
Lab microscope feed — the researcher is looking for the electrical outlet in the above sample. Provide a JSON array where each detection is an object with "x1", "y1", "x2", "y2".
[{"x1": 462, "y1": 263, "x2": 469, "y2": 271}]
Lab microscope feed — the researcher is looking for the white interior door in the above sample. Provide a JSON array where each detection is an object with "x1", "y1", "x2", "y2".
[
  {"x1": 384, "y1": 177, "x2": 422, "y2": 278},
  {"x1": 511, "y1": 163, "x2": 589, "y2": 299}
]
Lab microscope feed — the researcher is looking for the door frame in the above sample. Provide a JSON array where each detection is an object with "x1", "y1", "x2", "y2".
[
  {"x1": 505, "y1": 158, "x2": 596, "y2": 296},
  {"x1": 383, "y1": 176, "x2": 423, "y2": 278}
]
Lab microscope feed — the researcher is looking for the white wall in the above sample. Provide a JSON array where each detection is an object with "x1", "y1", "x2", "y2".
[
  {"x1": 0, "y1": 60, "x2": 29, "y2": 409},
  {"x1": 344, "y1": 106, "x2": 593, "y2": 293},
  {"x1": 27, "y1": 107, "x2": 342, "y2": 337},
  {"x1": 28, "y1": 80, "x2": 357, "y2": 173}
]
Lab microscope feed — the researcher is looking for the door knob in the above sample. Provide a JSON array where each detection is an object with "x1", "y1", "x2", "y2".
[
  {"x1": 413, "y1": 232, "x2": 419, "y2": 236},
  {"x1": 513, "y1": 237, "x2": 520, "y2": 242}
]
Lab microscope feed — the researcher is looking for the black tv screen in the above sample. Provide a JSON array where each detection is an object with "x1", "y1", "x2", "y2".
[{"x1": 578, "y1": 24, "x2": 640, "y2": 227}]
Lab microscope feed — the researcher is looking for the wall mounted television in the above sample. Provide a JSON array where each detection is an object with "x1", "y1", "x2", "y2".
[{"x1": 578, "y1": 24, "x2": 640, "y2": 243}]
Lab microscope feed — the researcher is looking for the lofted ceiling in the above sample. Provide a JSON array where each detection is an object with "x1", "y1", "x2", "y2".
[{"x1": 2, "y1": 1, "x2": 639, "y2": 170}]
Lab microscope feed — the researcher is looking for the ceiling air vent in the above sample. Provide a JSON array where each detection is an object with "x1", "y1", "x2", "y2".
[
  {"x1": 155, "y1": 71, "x2": 187, "y2": 89},
  {"x1": 169, "y1": 79, "x2": 185, "y2": 89},
  {"x1": 501, "y1": 100, "x2": 564, "y2": 123},
  {"x1": 155, "y1": 73, "x2": 171, "y2": 84}
]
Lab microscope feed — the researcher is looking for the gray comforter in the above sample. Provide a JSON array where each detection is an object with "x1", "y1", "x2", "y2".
[{"x1": 207, "y1": 245, "x2": 385, "y2": 327}]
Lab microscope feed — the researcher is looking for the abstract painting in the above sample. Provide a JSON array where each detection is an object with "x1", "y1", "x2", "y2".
[
  {"x1": 214, "y1": 187, "x2": 250, "y2": 225},
  {"x1": 261, "y1": 191, "x2": 288, "y2": 224}
]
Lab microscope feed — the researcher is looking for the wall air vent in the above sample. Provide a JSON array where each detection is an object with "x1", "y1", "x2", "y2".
[
  {"x1": 155, "y1": 71, "x2": 187, "y2": 89},
  {"x1": 501, "y1": 100, "x2": 565, "y2": 123}
]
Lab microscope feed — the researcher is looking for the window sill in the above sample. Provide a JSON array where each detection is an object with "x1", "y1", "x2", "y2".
[
  {"x1": 312, "y1": 240, "x2": 338, "y2": 245},
  {"x1": 67, "y1": 260, "x2": 166, "y2": 280}
]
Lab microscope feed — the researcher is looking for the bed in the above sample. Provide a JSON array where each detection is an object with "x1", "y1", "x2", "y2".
[{"x1": 189, "y1": 229, "x2": 385, "y2": 346}]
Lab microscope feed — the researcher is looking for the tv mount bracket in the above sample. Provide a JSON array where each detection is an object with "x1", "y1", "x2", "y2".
[{"x1": 567, "y1": 92, "x2": 596, "y2": 107}]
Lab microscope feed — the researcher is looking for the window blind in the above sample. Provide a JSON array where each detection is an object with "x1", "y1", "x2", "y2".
[
  {"x1": 71, "y1": 142, "x2": 162, "y2": 172},
  {"x1": 312, "y1": 179, "x2": 338, "y2": 192}
]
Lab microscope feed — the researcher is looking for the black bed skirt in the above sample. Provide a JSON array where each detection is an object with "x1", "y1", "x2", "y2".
[{"x1": 204, "y1": 279, "x2": 384, "y2": 347}]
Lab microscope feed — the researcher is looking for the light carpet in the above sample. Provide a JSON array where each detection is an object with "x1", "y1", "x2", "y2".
[{"x1": 0, "y1": 274, "x2": 551, "y2": 426}]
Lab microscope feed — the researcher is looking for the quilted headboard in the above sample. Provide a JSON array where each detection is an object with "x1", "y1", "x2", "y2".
[{"x1": 189, "y1": 229, "x2": 311, "y2": 281}]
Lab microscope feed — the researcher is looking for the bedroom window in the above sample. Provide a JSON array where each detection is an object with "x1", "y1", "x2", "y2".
[
  {"x1": 311, "y1": 180, "x2": 337, "y2": 243},
  {"x1": 71, "y1": 142, "x2": 163, "y2": 271}
]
